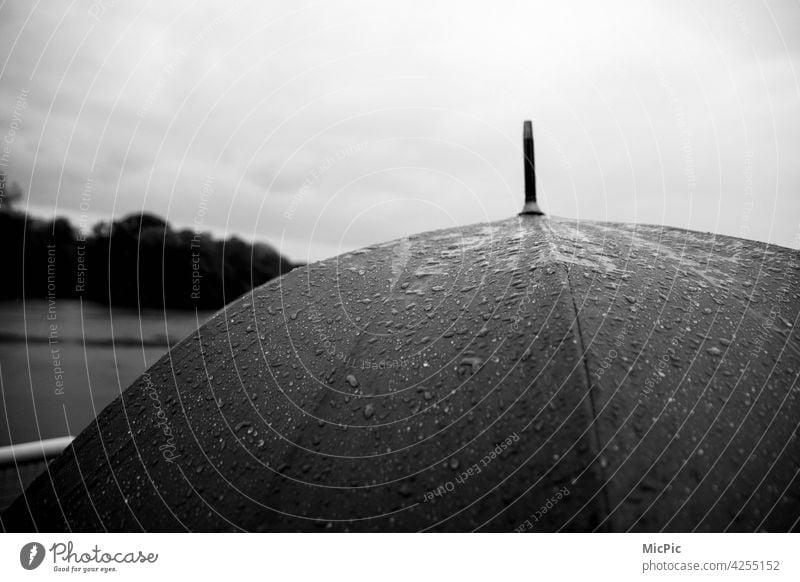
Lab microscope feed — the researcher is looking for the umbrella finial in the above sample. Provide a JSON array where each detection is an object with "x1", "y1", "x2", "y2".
[{"x1": 520, "y1": 120, "x2": 543, "y2": 215}]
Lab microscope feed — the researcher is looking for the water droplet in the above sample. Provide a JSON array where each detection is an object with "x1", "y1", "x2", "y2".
[{"x1": 460, "y1": 357, "x2": 484, "y2": 374}]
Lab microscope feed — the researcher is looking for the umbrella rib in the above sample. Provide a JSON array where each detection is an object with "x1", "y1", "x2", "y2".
[{"x1": 562, "y1": 267, "x2": 615, "y2": 531}]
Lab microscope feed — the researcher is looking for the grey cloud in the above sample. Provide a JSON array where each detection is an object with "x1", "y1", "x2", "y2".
[{"x1": 1, "y1": 0, "x2": 798, "y2": 263}]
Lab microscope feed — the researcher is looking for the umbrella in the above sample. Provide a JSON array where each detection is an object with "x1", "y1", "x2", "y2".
[{"x1": 3, "y1": 123, "x2": 799, "y2": 532}]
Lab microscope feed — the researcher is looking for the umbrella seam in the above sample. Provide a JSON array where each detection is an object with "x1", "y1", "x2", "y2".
[{"x1": 562, "y1": 267, "x2": 615, "y2": 532}]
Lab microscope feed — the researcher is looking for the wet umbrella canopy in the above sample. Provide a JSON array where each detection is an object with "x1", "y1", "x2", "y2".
[{"x1": 3, "y1": 126, "x2": 800, "y2": 532}]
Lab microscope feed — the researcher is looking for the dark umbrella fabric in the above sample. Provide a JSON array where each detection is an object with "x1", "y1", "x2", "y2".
[{"x1": 3, "y1": 215, "x2": 799, "y2": 532}]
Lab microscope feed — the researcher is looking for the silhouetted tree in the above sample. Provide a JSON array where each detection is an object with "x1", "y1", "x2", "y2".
[
  {"x1": 0, "y1": 207, "x2": 294, "y2": 309},
  {"x1": 0, "y1": 172, "x2": 24, "y2": 212}
]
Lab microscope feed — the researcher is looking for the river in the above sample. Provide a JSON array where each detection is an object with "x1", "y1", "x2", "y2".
[{"x1": 0, "y1": 299, "x2": 214, "y2": 447}]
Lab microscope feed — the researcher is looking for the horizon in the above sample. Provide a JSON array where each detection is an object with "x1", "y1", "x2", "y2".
[{"x1": 17, "y1": 193, "x2": 800, "y2": 271}]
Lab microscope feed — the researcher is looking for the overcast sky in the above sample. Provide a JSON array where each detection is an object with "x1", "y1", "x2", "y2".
[{"x1": 1, "y1": 0, "x2": 798, "y2": 261}]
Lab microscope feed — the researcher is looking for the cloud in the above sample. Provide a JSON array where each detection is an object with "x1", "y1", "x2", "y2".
[{"x1": 1, "y1": 0, "x2": 798, "y2": 261}]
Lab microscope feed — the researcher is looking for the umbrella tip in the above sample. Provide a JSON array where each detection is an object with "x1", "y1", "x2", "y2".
[{"x1": 519, "y1": 120, "x2": 544, "y2": 216}]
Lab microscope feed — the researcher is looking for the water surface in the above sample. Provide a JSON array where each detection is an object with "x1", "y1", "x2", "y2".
[{"x1": 0, "y1": 299, "x2": 213, "y2": 447}]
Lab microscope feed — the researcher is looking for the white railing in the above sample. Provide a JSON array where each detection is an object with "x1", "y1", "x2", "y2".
[{"x1": 0, "y1": 436, "x2": 74, "y2": 467}]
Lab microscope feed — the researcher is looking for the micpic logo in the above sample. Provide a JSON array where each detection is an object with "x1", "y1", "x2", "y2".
[{"x1": 20, "y1": 542, "x2": 46, "y2": 570}]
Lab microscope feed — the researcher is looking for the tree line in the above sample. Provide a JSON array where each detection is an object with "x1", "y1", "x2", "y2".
[{"x1": 0, "y1": 188, "x2": 294, "y2": 310}]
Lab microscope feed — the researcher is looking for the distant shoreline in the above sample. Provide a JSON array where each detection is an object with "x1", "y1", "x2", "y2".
[{"x1": 0, "y1": 207, "x2": 295, "y2": 310}]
